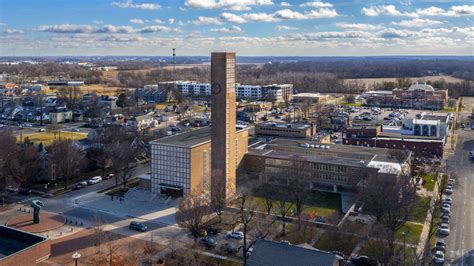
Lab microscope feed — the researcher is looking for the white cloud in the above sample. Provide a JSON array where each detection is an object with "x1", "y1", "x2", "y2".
[
  {"x1": 300, "y1": 1, "x2": 333, "y2": 8},
  {"x1": 185, "y1": 0, "x2": 273, "y2": 11},
  {"x1": 276, "y1": 25, "x2": 297, "y2": 30},
  {"x1": 112, "y1": 0, "x2": 161, "y2": 10},
  {"x1": 279, "y1": 2, "x2": 291, "y2": 7},
  {"x1": 193, "y1": 16, "x2": 223, "y2": 25},
  {"x1": 36, "y1": 24, "x2": 170, "y2": 34},
  {"x1": 2, "y1": 28, "x2": 24, "y2": 34},
  {"x1": 380, "y1": 28, "x2": 417, "y2": 38},
  {"x1": 221, "y1": 8, "x2": 338, "y2": 23},
  {"x1": 154, "y1": 19, "x2": 164, "y2": 24},
  {"x1": 168, "y1": 18, "x2": 175, "y2": 24},
  {"x1": 392, "y1": 18, "x2": 443, "y2": 27},
  {"x1": 361, "y1": 5, "x2": 417, "y2": 17},
  {"x1": 417, "y1": 5, "x2": 474, "y2": 17},
  {"x1": 130, "y1": 19, "x2": 145, "y2": 24},
  {"x1": 335, "y1": 23, "x2": 383, "y2": 30},
  {"x1": 211, "y1": 25, "x2": 242, "y2": 33},
  {"x1": 0, "y1": 23, "x2": 7, "y2": 27}
]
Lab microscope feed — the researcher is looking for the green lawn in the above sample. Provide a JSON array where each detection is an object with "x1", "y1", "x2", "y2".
[
  {"x1": 396, "y1": 222, "x2": 423, "y2": 245},
  {"x1": 409, "y1": 196, "x2": 430, "y2": 223},
  {"x1": 443, "y1": 106, "x2": 455, "y2": 112},
  {"x1": 252, "y1": 191, "x2": 341, "y2": 219},
  {"x1": 422, "y1": 173, "x2": 437, "y2": 191}
]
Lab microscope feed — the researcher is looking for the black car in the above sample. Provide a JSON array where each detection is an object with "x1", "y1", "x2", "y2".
[
  {"x1": 19, "y1": 186, "x2": 31, "y2": 195},
  {"x1": 129, "y1": 221, "x2": 148, "y2": 232},
  {"x1": 220, "y1": 243, "x2": 237, "y2": 254},
  {"x1": 200, "y1": 237, "x2": 216, "y2": 248},
  {"x1": 207, "y1": 226, "x2": 221, "y2": 235}
]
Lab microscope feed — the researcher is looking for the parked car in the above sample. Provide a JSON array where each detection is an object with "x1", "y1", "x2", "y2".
[
  {"x1": 87, "y1": 176, "x2": 102, "y2": 185},
  {"x1": 350, "y1": 256, "x2": 370, "y2": 265},
  {"x1": 441, "y1": 216, "x2": 450, "y2": 224},
  {"x1": 314, "y1": 216, "x2": 326, "y2": 223},
  {"x1": 435, "y1": 238, "x2": 445, "y2": 248},
  {"x1": 102, "y1": 174, "x2": 114, "y2": 180},
  {"x1": 443, "y1": 197, "x2": 453, "y2": 205},
  {"x1": 433, "y1": 250, "x2": 445, "y2": 264},
  {"x1": 225, "y1": 231, "x2": 244, "y2": 240},
  {"x1": 200, "y1": 237, "x2": 216, "y2": 248},
  {"x1": 19, "y1": 186, "x2": 32, "y2": 195},
  {"x1": 220, "y1": 243, "x2": 237, "y2": 254},
  {"x1": 447, "y1": 178, "x2": 455, "y2": 186},
  {"x1": 207, "y1": 226, "x2": 221, "y2": 235},
  {"x1": 129, "y1": 221, "x2": 148, "y2": 232},
  {"x1": 442, "y1": 203, "x2": 451, "y2": 212},
  {"x1": 444, "y1": 187, "x2": 453, "y2": 195},
  {"x1": 438, "y1": 223, "x2": 450, "y2": 235},
  {"x1": 5, "y1": 185, "x2": 18, "y2": 193},
  {"x1": 74, "y1": 181, "x2": 88, "y2": 190}
]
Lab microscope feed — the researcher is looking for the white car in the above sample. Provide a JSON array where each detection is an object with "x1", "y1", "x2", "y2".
[
  {"x1": 225, "y1": 231, "x2": 244, "y2": 240},
  {"x1": 439, "y1": 223, "x2": 450, "y2": 235},
  {"x1": 433, "y1": 250, "x2": 445, "y2": 264},
  {"x1": 87, "y1": 176, "x2": 102, "y2": 185}
]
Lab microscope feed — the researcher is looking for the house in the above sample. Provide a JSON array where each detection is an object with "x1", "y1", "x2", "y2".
[
  {"x1": 247, "y1": 240, "x2": 343, "y2": 266},
  {"x1": 49, "y1": 107, "x2": 72, "y2": 124},
  {"x1": 98, "y1": 95, "x2": 118, "y2": 110},
  {"x1": 126, "y1": 114, "x2": 157, "y2": 131}
]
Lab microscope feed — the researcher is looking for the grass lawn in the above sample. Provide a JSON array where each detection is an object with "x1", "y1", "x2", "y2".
[
  {"x1": 275, "y1": 223, "x2": 318, "y2": 245},
  {"x1": 443, "y1": 106, "x2": 455, "y2": 112},
  {"x1": 422, "y1": 173, "x2": 437, "y2": 191},
  {"x1": 19, "y1": 131, "x2": 87, "y2": 146},
  {"x1": 105, "y1": 178, "x2": 140, "y2": 197},
  {"x1": 409, "y1": 196, "x2": 430, "y2": 223},
  {"x1": 396, "y1": 222, "x2": 423, "y2": 245},
  {"x1": 252, "y1": 191, "x2": 341, "y2": 219},
  {"x1": 314, "y1": 230, "x2": 358, "y2": 256},
  {"x1": 192, "y1": 105, "x2": 207, "y2": 113}
]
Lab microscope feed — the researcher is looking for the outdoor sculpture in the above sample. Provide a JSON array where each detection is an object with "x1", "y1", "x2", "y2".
[{"x1": 30, "y1": 200, "x2": 44, "y2": 224}]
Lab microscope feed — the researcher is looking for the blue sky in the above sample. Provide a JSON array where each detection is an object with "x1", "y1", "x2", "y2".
[{"x1": 0, "y1": 0, "x2": 473, "y2": 56}]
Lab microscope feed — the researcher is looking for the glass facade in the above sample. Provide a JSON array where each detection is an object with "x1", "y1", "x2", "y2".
[{"x1": 151, "y1": 144, "x2": 190, "y2": 194}]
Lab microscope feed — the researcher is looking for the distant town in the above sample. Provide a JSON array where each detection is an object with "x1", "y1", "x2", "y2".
[{"x1": 0, "y1": 53, "x2": 473, "y2": 266}]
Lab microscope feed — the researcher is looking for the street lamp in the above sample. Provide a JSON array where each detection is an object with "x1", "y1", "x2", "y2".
[{"x1": 72, "y1": 252, "x2": 81, "y2": 266}]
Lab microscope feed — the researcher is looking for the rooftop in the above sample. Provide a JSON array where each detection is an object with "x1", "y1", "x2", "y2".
[
  {"x1": 249, "y1": 138, "x2": 410, "y2": 167},
  {"x1": 0, "y1": 226, "x2": 47, "y2": 260},
  {"x1": 150, "y1": 127, "x2": 248, "y2": 148},
  {"x1": 248, "y1": 239, "x2": 341, "y2": 266},
  {"x1": 257, "y1": 122, "x2": 313, "y2": 130}
]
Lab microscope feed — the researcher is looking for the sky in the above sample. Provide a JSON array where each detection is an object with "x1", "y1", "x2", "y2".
[{"x1": 0, "y1": 0, "x2": 473, "y2": 56}]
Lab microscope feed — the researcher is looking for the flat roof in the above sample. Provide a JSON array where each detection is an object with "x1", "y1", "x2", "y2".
[
  {"x1": 423, "y1": 114, "x2": 448, "y2": 121},
  {"x1": 249, "y1": 138, "x2": 410, "y2": 166},
  {"x1": 150, "y1": 127, "x2": 248, "y2": 148},
  {"x1": 0, "y1": 226, "x2": 47, "y2": 259},
  {"x1": 150, "y1": 127, "x2": 212, "y2": 148},
  {"x1": 257, "y1": 122, "x2": 312, "y2": 130}
]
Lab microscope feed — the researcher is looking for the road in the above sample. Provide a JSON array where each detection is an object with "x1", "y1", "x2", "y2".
[{"x1": 445, "y1": 127, "x2": 474, "y2": 266}]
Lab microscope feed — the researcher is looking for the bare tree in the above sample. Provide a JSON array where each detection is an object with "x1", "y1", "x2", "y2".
[
  {"x1": 48, "y1": 139, "x2": 85, "y2": 189},
  {"x1": 209, "y1": 170, "x2": 233, "y2": 224},
  {"x1": 286, "y1": 171, "x2": 311, "y2": 228},
  {"x1": 57, "y1": 86, "x2": 81, "y2": 111},
  {"x1": 277, "y1": 198, "x2": 294, "y2": 236},
  {"x1": 175, "y1": 194, "x2": 212, "y2": 244},
  {"x1": 92, "y1": 214, "x2": 106, "y2": 253},
  {"x1": 253, "y1": 180, "x2": 275, "y2": 215},
  {"x1": 46, "y1": 123, "x2": 60, "y2": 139},
  {"x1": 104, "y1": 232, "x2": 120, "y2": 266},
  {"x1": 108, "y1": 141, "x2": 137, "y2": 188},
  {"x1": 360, "y1": 174, "x2": 417, "y2": 258},
  {"x1": 343, "y1": 94, "x2": 356, "y2": 104}
]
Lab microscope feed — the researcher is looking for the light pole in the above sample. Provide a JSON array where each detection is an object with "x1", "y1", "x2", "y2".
[
  {"x1": 402, "y1": 231, "x2": 406, "y2": 266},
  {"x1": 72, "y1": 252, "x2": 81, "y2": 266}
]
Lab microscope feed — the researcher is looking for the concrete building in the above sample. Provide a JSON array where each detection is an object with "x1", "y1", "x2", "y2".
[
  {"x1": 150, "y1": 127, "x2": 248, "y2": 196},
  {"x1": 135, "y1": 83, "x2": 173, "y2": 103},
  {"x1": 255, "y1": 122, "x2": 315, "y2": 138},
  {"x1": 211, "y1": 52, "x2": 238, "y2": 200},
  {"x1": 244, "y1": 138, "x2": 410, "y2": 193},
  {"x1": 262, "y1": 84, "x2": 293, "y2": 102}
]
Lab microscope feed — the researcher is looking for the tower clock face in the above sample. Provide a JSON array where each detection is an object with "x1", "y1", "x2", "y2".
[{"x1": 211, "y1": 82, "x2": 222, "y2": 95}]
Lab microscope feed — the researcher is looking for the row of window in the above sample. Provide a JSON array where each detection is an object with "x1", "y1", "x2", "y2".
[{"x1": 265, "y1": 159, "x2": 348, "y2": 173}]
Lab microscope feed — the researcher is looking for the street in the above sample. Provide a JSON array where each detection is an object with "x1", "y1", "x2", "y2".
[{"x1": 445, "y1": 126, "x2": 474, "y2": 266}]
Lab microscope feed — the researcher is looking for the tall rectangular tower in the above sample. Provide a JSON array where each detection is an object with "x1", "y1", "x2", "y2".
[{"x1": 211, "y1": 52, "x2": 236, "y2": 200}]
